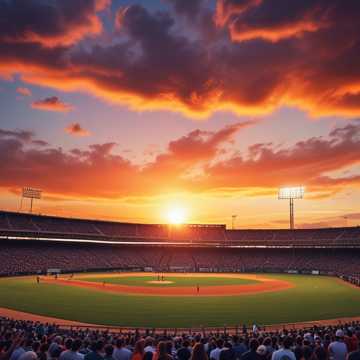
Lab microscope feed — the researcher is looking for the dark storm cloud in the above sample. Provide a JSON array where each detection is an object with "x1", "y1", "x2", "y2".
[
  {"x1": 0, "y1": 0, "x2": 360, "y2": 117},
  {"x1": 0, "y1": 0, "x2": 109, "y2": 46}
]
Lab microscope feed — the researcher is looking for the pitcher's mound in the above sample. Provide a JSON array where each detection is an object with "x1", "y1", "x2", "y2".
[{"x1": 147, "y1": 280, "x2": 174, "y2": 284}]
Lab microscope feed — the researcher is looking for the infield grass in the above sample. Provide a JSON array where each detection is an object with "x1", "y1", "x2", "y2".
[{"x1": 0, "y1": 274, "x2": 360, "y2": 328}]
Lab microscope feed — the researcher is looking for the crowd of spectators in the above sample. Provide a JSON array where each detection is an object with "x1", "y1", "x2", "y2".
[
  {"x1": 1, "y1": 318, "x2": 360, "y2": 360},
  {"x1": 1, "y1": 241, "x2": 360, "y2": 277}
]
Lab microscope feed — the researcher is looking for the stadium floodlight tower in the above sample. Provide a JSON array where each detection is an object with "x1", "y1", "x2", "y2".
[
  {"x1": 278, "y1": 186, "x2": 305, "y2": 230},
  {"x1": 22, "y1": 187, "x2": 42, "y2": 213}
]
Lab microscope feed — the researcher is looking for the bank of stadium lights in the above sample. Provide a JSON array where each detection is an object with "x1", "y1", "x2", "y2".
[
  {"x1": 278, "y1": 186, "x2": 305, "y2": 230},
  {"x1": 21, "y1": 187, "x2": 42, "y2": 213}
]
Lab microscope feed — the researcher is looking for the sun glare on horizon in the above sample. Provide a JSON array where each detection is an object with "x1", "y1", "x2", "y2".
[{"x1": 167, "y1": 206, "x2": 187, "y2": 225}]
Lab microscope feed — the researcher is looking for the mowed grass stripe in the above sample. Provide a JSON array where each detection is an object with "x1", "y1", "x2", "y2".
[
  {"x1": 80, "y1": 276, "x2": 259, "y2": 287},
  {"x1": 0, "y1": 274, "x2": 360, "y2": 328}
]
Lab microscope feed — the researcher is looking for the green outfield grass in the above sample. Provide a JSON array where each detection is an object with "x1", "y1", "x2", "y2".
[
  {"x1": 80, "y1": 275, "x2": 259, "y2": 287},
  {"x1": 0, "y1": 274, "x2": 360, "y2": 328}
]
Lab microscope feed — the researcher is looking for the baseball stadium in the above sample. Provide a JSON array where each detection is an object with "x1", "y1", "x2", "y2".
[
  {"x1": 1, "y1": 209, "x2": 360, "y2": 331},
  {"x1": 2, "y1": 0, "x2": 360, "y2": 360}
]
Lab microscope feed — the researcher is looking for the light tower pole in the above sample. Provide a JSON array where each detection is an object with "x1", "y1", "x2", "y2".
[
  {"x1": 278, "y1": 186, "x2": 304, "y2": 230},
  {"x1": 289, "y1": 198, "x2": 294, "y2": 230},
  {"x1": 232, "y1": 214, "x2": 237, "y2": 230}
]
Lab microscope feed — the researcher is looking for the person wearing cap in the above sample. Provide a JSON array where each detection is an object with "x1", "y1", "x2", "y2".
[
  {"x1": 144, "y1": 338, "x2": 156, "y2": 354},
  {"x1": 256, "y1": 345, "x2": 267, "y2": 360},
  {"x1": 328, "y1": 330, "x2": 347, "y2": 360}
]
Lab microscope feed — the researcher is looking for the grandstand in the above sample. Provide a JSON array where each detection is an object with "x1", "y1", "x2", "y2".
[
  {"x1": 1, "y1": 210, "x2": 360, "y2": 247},
  {"x1": 1, "y1": 211, "x2": 360, "y2": 278}
]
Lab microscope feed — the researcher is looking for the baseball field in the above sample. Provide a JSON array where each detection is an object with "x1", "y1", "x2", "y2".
[{"x1": 0, "y1": 272, "x2": 360, "y2": 328}]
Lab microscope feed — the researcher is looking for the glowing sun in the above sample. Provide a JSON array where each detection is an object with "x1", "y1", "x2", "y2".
[{"x1": 167, "y1": 207, "x2": 187, "y2": 225}]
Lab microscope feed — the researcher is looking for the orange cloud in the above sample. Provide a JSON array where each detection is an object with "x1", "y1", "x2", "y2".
[
  {"x1": 31, "y1": 96, "x2": 72, "y2": 112},
  {"x1": 229, "y1": 20, "x2": 322, "y2": 43},
  {"x1": 217, "y1": 0, "x2": 327, "y2": 42},
  {"x1": 215, "y1": 0, "x2": 261, "y2": 27},
  {"x1": 0, "y1": 121, "x2": 360, "y2": 200},
  {"x1": 16, "y1": 87, "x2": 31, "y2": 96},
  {"x1": 65, "y1": 123, "x2": 91, "y2": 137}
]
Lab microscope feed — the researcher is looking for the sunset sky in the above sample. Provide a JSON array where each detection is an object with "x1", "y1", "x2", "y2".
[{"x1": 1, "y1": 0, "x2": 360, "y2": 228}]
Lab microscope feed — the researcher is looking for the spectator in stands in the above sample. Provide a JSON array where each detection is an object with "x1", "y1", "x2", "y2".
[
  {"x1": 49, "y1": 345, "x2": 63, "y2": 360},
  {"x1": 84, "y1": 341, "x2": 104, "y2": 360},
  {"x1": 293, "y1": 336, "x2": 303, "y2": 360},
  {"x1": 232, "y1": 336, "x2": 247, "y2": 359},
  {"x1": 262, "y1": 338, "x2": 273, "y2": 358},
  {"x1": 155, "y1": 342, "x2": 172, "y2": 360},
  {"x1": 210, "y1": 339, "x2": 224, "y2": 360},
  {"x1": 329, "y1": 330, "x2": 348, "y2": 360},
  {"x1": 49, "y1": 337, "x2": 63, "y2": 359},
  {"x1": 271, "y1": 337, "x2": 295, "y2": 360},
  {"x1": 240, "y1": 339, "x2": 260, "y2": 360},
  {"x1": 79, "y1": 340, "x2": 91, "y2": 356},
  {"x1": 313, "y1": 338, "x2": 327, "y2": 360},
  {"x1": 144, "y1": 339, "x2": 156, "y2": 354},
  {"x1": 18, "y1": 341, "x2": 40, "y2": 360},
  {"x1": 190, "y1": 344, "x2": 208, "y2": 360},
  {"x1": 219, "y1": 342, "x2": 235, "y2": 360},
  {"x1": 255, "y1": 346, "x2": 267, "y2": 360},
  {"x1": 302, "y1": 344, "x2": 313, "y2": 360},
  {"x1": 9, "y1": 338, "x2": 26, "y2": 360},
  {"x1": 1, "y1": 334, "x2": 24, "y2": 360},
  {"x1": 165, "y1": 342, "x2": 174, "y2": 358},
  {"x1": 143, "y1": 353, "x2": 153, "y2": 360},
  {"x1": 345, "y1": 330, "x2": 358, "y2": 353},
  {"x1": 38, "y1": 344, "x2": 48, "y2": 360},
  {"x1": 177, "y1": 340, "x2": 191, "y2": 360},
  {"x1": 104, "y1": 345, "x2": 114, "y2": 360},
  {"x1": 113, "y1": 339, "x2": 131, "y2": 360},
  {"x1": 131, "y1": 340, "x2": 144, "y2": 360},
  {"x1": 60, "y1": 339, "x2": 84, "y2": 360},
  {"x1": 348, "y1": 337, "x2": 360, "y2": 360}
]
